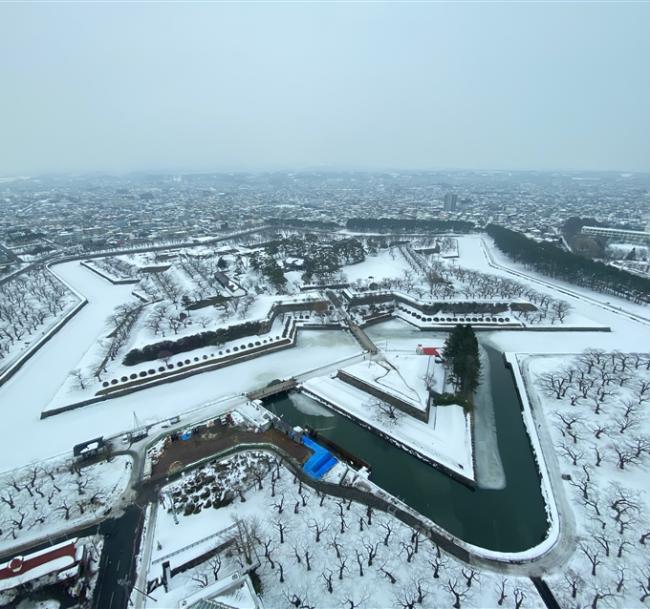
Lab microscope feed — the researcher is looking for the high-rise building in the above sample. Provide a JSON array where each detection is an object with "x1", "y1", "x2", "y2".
[{"x1": 443, "y1": 193, "x2": 458, "y2": 212}]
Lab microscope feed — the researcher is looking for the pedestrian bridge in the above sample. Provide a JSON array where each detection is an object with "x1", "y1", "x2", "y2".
[{"x1": 246, "y1": 378, "x2": 298, "y2": 401}]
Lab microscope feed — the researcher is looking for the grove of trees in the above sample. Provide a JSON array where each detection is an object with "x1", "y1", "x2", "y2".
[
  {"x1": 536, "y1": 350, "x2": 650, "y2": 608},
  {"x1": 0, "y1": 267, "x2": 76, "y2": 364},
  {"x1": 155, "y1": 449, "x2": 540, "y2": 609},
  {"x1": 487, "y1": 224, "x2": 650, "y2": 304}
]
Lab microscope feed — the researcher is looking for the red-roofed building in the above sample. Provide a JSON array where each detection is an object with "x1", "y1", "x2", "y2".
[{"x1": 0, "y1": 539, "x2": 82, "y2": 592}]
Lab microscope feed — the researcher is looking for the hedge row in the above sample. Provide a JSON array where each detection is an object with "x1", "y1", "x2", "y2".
[{"x1": 123, "y1": 320, "x2": 263, "y2": 366}]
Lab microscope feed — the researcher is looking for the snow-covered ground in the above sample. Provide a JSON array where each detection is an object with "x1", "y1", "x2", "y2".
[
  {"x1": 0, "y1": 262, "x2": 360, "y2": 472},
  {"x1": 365, "y1": 319, "x2": 447, "y2": 353},
  {"x1": 2, "y1": 232, "x2": 650, "y2": 607},
  {"x1": 141, "y1": 450, "x2": 542, "y2": 609},
  {"x1": 342, "y1": 249, "x2": 411, "y2": 283},
  {"x1": 524, "y1": 351, "x2": 650, "y2": 609},
  {"x1": 0, "y1": 268, "x2": 81, "y2": 377},
  {"x1": 302, "y1": 374, "x2": 474, "y2": 480},
  {"x1": 45, "y1": 315, "x2": 289, "y2": 412},
  {"x1": 339, "y1": 352, "x2": 437, "y2": 411},
  {"x1": 0, "y1": 454, "x2": 132, "y2": 553}
]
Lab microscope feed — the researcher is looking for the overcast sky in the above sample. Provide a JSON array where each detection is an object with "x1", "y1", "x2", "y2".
[{"x1": 1, "y1": 2, "x2": 649, "y2": 175}]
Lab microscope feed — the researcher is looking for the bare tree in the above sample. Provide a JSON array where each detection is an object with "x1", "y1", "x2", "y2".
[
  {"x1": 461, "y1": 568, "x2": 479, "y2": 588},
  {"x1": 563, "y1": 569, "x2": 583, "y2": 600},
  {"x1": 637, "y1": 563, "x2": 650, "y2": 603},
  {"x1": 371, "y1": 398, "x2": 403, "y2": 427},
  {"x1": 337, "y1": 553, "x2": 348, "y2": 580},
  {"x1": 273, "y1": 518, "x2": 287, "y2": 544},
  {"x1": 496, "y1": 578, "x2": 508, "y2": 606},
  {"x1": 558, "y1": 441, "x2": 583, "y2": 466},
  {"x1": 587, "y1": 583, "x2": 613, "y2": 609},
  {"x1": 364, "y1": 539, "x2": 379, "y2": 566},
  {"x1": 446, "y1": 578, "x2": 469, "y2": 609},
  {"x1": 579, "y1": 543, "x2": 602, "y2": 577},
  {"x1": 272, "y1": 494, "x2": 284, "y2": 514},
  {"x1": 262, "y1": 538, "x2": 275, "y2": 569},
  {"x1": 379, "y1": 563, "x2": 397, "y2": 585},
  {"x1": 308, "y1": 518, "x2": 329, "y2": 542},
  {"x1": 539, "y1": 372, "x2": 570, "y2": 400},
  {"x1": 354, "y1": 549, "x2": 364, "y2": 577},
  {"x1": 192, "y1": 573, "x2": 209, "y2": 588},
  {"x1": 380, "y1": 521, "x2": 393, "y2": 546},
  {"x1": 208, "y1": 554, "x2": 222, "y2": 580},
  {"x1": 345, "y1": 590, "x2": 370, "y2": 609},
  {"x1": 429, "y1": 552, "x2": 448, "y2": 579},
  {"x1": 607, "y1": 485, "x2": 640, "y2": 535},
  {"x1": 70, "y1": 369, "x2": 88, "y2": 390},
  {"x1": 57, "y1": 500, "x2": 71, "y2": 521},
  {"x1": 321, "y1": 569, "x2": 334, "y2": 594},
  {"x1": 0, "y1": 492, "x2": 15, "y2": 510}
]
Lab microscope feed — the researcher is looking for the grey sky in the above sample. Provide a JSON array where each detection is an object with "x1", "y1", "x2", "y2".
[{"x1": 1, "y1": 2, "x2": 649, "y2": 175}]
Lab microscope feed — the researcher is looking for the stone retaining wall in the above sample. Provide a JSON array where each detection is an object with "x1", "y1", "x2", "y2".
[{"x1": 336, "y1": 369, "x2": 429, "y2": 422}]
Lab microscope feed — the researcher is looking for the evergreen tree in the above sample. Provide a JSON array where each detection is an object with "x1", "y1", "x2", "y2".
[{"x1": 443, "y1": 324, "x2": 480, "y2": 397}]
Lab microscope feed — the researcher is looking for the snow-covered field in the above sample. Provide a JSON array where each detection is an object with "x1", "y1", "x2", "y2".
[
  {"x1": 525, "y1": 351, "x2": 650, "y2": 608},
  {"x1": 342, "y1": 250, "x2": 412, "y2": 283},
  {"x1": 0, "y1": 454, "x2": 132, "y2": 553},
  {"x1": 142, "y1": 450, "x2": 542, "y2": 609},
  {"x1": 339, "y1": 353, "x2": 436, "y2": 411}
]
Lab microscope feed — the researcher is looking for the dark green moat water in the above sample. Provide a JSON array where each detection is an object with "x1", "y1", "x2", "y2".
[{"x1": 265, "y1": 346, "x2": 548, "y2": 552}]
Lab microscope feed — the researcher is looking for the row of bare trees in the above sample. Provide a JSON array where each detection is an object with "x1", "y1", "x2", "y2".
[
  {"x1": 539, "y1": 350, "x2": 650, "y2": 608},
  {"x1": 349, "y1": 247, "x2": 571, "y2": 325},
  {"x1": 0, "y1": 268, "x2": 72, "y2": 360},
  {"x1": 0, "y1": 458, "x2": 116, "y2": 543},
  {"x1": 92, "y1": 256, "x2": 138, "y2": 280}
]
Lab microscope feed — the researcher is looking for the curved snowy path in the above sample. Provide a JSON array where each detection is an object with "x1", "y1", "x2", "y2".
[
  {"x1": 461, "y1": 235, "x2": 650, "y2": 354},
  {"x1": 0, "y1": 263, "x2": 134, "y2": 471},
  {"x1": 0, "y1": 262, "x2": 360, "y2": 473}
]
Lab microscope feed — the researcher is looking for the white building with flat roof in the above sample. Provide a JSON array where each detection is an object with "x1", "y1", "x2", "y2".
[{"x1": 581, "y1": 225, "x2": 650, "y2": 245}]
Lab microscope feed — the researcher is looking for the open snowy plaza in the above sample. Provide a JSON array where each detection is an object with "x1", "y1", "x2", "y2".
[{"x1": 1, "y1": 230, "x2": 649, "y2": 609}]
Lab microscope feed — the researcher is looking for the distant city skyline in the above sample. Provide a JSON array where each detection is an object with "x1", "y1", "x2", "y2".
[{"x1": 1, "y1": 2, "x2": 649, "y2": 175}]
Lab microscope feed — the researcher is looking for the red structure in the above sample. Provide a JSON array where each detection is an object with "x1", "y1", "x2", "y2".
[
  {"x1": 416, "y1": 345, "x2": 440, "y2": 356},
  {"x1": 0, "y1": 539, "x2": 80, "y2": 592}
]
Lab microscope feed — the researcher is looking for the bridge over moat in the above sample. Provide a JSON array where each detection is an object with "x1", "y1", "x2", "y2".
[{"x1": 246, "y1": 378, "x2": 298, "y2": 401}]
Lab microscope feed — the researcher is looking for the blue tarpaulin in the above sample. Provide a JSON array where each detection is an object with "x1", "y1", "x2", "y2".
[{"x1": 302, "y1": 436, "x2": 338, "y2": 479}]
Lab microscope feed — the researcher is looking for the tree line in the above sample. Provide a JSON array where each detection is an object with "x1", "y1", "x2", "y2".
[
  {"x1": 487, "y1": 224, "x2": 650, "y2": 304},
  {"x1": 267, "y1": 218, "x2": 341, "y2": 230},
  {"x1": 346, "y1": 218, "x2": 475, "y2": 233}
]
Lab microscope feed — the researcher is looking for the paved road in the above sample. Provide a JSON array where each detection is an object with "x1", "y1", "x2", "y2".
[
  {"x1": 531, "y1": 577, "x2": 562, "y2": 609},
  {"x1": 91, "y1": 506, "x2": 145, "y2": 609}
]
